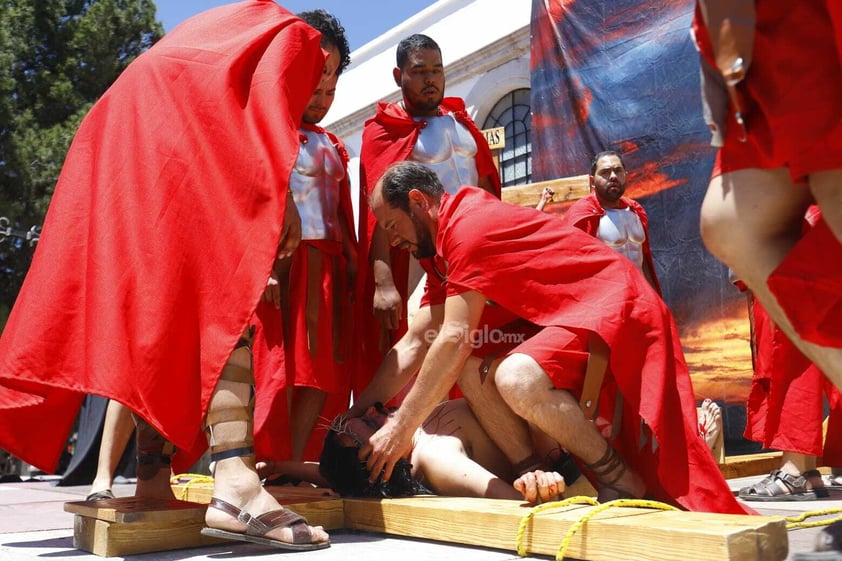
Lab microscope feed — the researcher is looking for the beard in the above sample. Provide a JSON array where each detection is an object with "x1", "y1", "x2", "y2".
[{"x1": 411, "y1": 214, "x2": 436, "y2": 258}]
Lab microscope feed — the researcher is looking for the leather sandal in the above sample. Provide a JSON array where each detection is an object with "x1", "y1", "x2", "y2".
[
  {"x1": 201, "y1": 497, "x2": 329, "y2": 551},
  {"x1": 738, "y1": 469, "x2": 825, "y2": 501}
]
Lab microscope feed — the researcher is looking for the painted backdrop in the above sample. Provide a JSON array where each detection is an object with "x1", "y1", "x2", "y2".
[{"x1": 529, "y1": 0, "x2": 752, "y2": 404}]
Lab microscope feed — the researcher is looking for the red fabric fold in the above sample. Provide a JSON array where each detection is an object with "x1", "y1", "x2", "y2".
[
  {"x1": 0, "y1": 0, "x2": 324, "y2": 472},
  {"x1": 434, "y1": 188, "x2": 749, "y2": 515},
  {"x1": 767, "y1": 216, "x2": 842, "y2": 348}
]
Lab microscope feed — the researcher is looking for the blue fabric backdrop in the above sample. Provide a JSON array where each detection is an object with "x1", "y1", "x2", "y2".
[{"x1": 530, "y1": 0, "x2": 751, "y2": 402}]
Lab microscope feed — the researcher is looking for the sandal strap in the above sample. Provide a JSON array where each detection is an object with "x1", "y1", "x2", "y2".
[{"x1": 208, "y1": 497, "x2": 311, "y2": 543}]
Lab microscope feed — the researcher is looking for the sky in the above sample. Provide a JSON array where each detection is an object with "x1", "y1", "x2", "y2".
[{"x1": 155, "y1": 1, "x2": 439, "y2": 52}]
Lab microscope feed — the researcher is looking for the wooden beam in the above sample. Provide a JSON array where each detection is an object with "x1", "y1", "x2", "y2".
[
  {"x1": 719, "y1": 451, "x2": 783, "y2": 481},
  {"x1": 502, "y1": 175, "x2": 590, "y2": 207},
  {"x1": 342, "y1": 496, "x2": 788, "y2": 561},
  {"x1": 65, "y1": 493, "x2": 344, "y2": 557}
]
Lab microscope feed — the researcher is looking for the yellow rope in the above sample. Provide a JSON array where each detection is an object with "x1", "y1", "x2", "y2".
[
  {"x1": 516, "y1": 497, "x2": 677, "y2": 560},
  {"x1": 169, "y1": 473, "x2": 214, "y2": 501},
  {"x1": 516, "y1": 496, "x2": 599, "y2": 556},
  {"x1": 785, "y1": 508, "x2": 842, "y2": 530}
]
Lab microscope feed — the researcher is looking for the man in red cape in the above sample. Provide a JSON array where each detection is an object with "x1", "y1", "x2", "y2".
[
  {"x1": 359, "y1": 161, "x2": 750, "y2": 515},
  {"x1": 565, "y1": 150, "x2": 661, "y2": 295},
  {"x1": 693, "y1": 0, "x2": 842, "y2": 391},
  {"x1": 354, "y1": 34, "x2": 501, "y2": 401},
  {"x1": 0, "y1": 0, "x2": 338, "y2": 550}
]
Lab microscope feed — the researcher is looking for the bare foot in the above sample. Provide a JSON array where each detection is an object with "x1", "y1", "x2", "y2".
[
  {"x1": 514, "y1": 469, "x2": 565, "y2": 504},
  {"x1": 698, "y1": 399, "x2": 723, "y2": 461}
]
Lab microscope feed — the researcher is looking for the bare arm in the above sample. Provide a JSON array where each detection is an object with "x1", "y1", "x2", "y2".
[
  {"x1": 361, "y1": 290, "x2": 486, "y2": 481},
  {"x1": 348, "y1": 304, "x2": 443, "y2": 417},
  {"x1": 371, "y1": 224, "x2": 402, "y2": 332}
]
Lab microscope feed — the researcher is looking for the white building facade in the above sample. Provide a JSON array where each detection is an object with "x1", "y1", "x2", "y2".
[{"x1": 323, "y1": 0, "x2": 533, "y2": 224}]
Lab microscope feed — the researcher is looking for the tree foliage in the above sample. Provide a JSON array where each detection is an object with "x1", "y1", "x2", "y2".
[{"x1": 0, "y1": 0, "x2": 163, "y2": 328}]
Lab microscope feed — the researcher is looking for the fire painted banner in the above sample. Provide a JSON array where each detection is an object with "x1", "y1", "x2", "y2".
[{"x1": 529, "y1": 0, "x2": 753, "y2": 404}]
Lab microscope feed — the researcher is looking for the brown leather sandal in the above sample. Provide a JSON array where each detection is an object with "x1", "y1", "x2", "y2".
[
  {"x1": 201, "y1": 497, "x2": 329, "y2": 551},
  {"x1": 739, "y1": 469, "x2": 827, "y2": 501}
]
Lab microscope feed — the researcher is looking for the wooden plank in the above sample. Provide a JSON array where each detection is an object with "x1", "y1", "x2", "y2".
[
  {"x1": 719, "y1": 451, "x2": 783, "y2": 481},
  {"x1": 66, "y1": 493, "x2": 344, "y2": 557},
  {"x1": 342, "y1": 496, "x2": 788, "y2": 561},
  {"x1": 502, "y1": 175, "x2": 590, "y2": 207},
  {"x1": 72, "y1": 515, "x2": 221, "y2": 557}
]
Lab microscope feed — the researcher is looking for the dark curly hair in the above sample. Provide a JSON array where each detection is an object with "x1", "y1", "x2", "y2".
[
  {"x1": 297, "y1": 9, "x2": 351, "y2": 76},
  {"x1": 318, "y1": 406, "x2": 432, "y2": 498}
]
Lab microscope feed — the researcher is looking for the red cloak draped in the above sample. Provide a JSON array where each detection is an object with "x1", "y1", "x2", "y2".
[
  {"x1": 354, "y1": 99, "x2": 501, "y2": 397},
  {"x1": 564, "y1": 192, "x2": 662, "y2": 295},
  {"x1": 745, "y1": 297, "x2": 842, "y2": 461},
  {"x1": 693, "y1": 1, "x2": 842, "y2": 348},
  {"x1": 0, "y1": 0, "x2": 324, "y2": 473},
  {"x1": 434, "y1": 188, "x2": 749, "y2": 515}
]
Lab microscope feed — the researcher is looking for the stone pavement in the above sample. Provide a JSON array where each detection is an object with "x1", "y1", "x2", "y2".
[{"x1": 1, "y1": 476, "x2": 841, "y2": 561}]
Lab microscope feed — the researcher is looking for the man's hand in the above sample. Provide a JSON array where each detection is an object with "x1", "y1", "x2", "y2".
[
  {"x1": 513, "y1": 469, "x2": 566, "y2": 504},
  {"x1": 278, "y1": 192, "x2": 302, "y2": 260},
  {"x1": 262, "y1": 268, "x2": 282, "y2": 309},
  {"x1": 373, "y1": 282, "x2": 403, "y2": 331},
  {"x1": 358, "y1": 418, "x2": 414, "y2": 483}
]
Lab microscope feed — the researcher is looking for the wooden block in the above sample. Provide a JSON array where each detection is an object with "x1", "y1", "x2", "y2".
[
  {"x1": 66, "y1": 497, "x2": 219, "y2": 557},
  {"x1": 342, "y1": 496, "x2": 788, "y2": 561},
  {"x1": 502, "y1": 175, "x2": 590, "y2": 207},
  {"x1": 719, "y1": 451, "x2": 783, "y2": 481},
  {"x1": 66, "y1": 493, "x2": 344, "y2": 557}
]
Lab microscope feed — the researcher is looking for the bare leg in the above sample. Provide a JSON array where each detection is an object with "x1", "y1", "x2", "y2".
[
  {"x1": 289, "y1": 386, "x2": 328, "y2": 461},
  {"x1": 457, "y1": 356, "x2": 537, "y2": 471},
  {"x1": 701, "y1": 169, "x2": 842, "y2": 388},
  {"x1": 698, "y1": 399, "x2": 724, "y2": 463},
  {"x1": 132, "y1": 415, "x2": 176, "y2": 499},
  {"x1": 204, "y1": 345, "x2": 328, "y2": 546},
  {"x1": 88, "y1": 400, "x2": 134, "y2": 499},
  {"x1": 493, "y1": 353, "x2": 645, "y2": 501}
]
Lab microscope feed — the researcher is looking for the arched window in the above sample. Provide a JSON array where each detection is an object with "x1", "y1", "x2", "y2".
[{"x1": 482, "y1": 88, "x2": 531, "y2": 187}]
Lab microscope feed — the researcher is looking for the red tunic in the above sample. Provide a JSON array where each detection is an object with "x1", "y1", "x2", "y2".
[
  {"x1": 354, "y1": 99, "x2": 501, "y2": 397},
  {"x1": 0, "y1": 0, "x2": 324, "y2": 473},
  {"x1": 564, "y1": 192, "x2": 662, "y2": 295},
  {"x1": 433, "y1": 187, "x2": 749, "y2": 514},
  {"x1": 745, "y1": 297, "x2": 842, "y2": 462},
  {"x1": 693, "y1": 1, "x2": 842, "y2": 347}
]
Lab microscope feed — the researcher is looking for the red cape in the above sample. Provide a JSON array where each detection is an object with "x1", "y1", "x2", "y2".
[
  {"x1": 354, "y1": 99, "x2": 501, "y2": 395},
  {"x1": 564, "y1": 192, "x2": 662, "y2": 295},
  {"x1": 435, "y1": 188, "x2": 749, "y2": 515},
  {"x1": 0, "y1": 0, "x2": 324, "y2": 472}
]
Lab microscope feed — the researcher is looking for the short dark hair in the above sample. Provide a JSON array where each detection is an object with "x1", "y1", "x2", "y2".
[
  {"x1": 396, "y1": 34, "x2": 440, "y2": 69},
  {"x1": 590, "y1": 150, "x2": 625, "y2": 176},
  {"x1": 297, "y1": 9, "x2": 351, "y2": 76},
  {"x1": 380, "y1": 161, "x2": 444, "y2": 213},
  {"x1": 318, "y1": 411, "x2": 432, "y2": 498}
]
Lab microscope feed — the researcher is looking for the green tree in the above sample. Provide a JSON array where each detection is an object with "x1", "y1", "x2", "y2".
[{"x1": 0, "y1": 0, "x2": 163, "y2": 329}]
